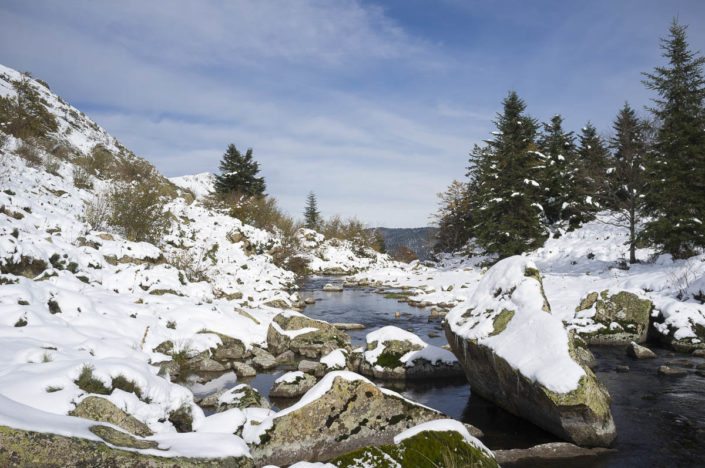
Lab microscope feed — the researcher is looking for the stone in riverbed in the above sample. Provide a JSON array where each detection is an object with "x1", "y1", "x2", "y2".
[
  {"x1": 323, "y1": 283, "x2": 344, "y2": 292},
  {"x1": 251, "y1": 347, "x2": 277, "y2": 370},
  {"x1": 231, "y1": 361, "x2": 257, "y2": 377},
  {"x1": 298, "y1": 359, "x2": 326, "y2": 377},
  {"x1": 333, "y1": 322, "x2": 366, "y2": 330},
  {"x1": 445, "y1": 256, "x2": 616, "y2": 447},
  {"x1": 267, "y1": 312, "x2": 350, "y2": 358},
  {"x1": 69, "y1": 396, "x2": 152, "y2": 437},
  {"x1": 269, "y1": 371, "x2": 317, "y2": 398},
  {"x1": 359, "y1": 326, "x2": 463, "y2": 380},
  {"x1": 658, "y1": 365, "x2": 687, "y2": 376},
  {"x1": 692, "y1": 349, "x2": 705, "y2": 357},
  {"x1": 304, "y1": 297, "x2": 316, "y2": 305},
  {"x1": 217, "y1": 384, "x2": 270, "y2": 412},
  {"x1": 616, "y1": 365, "x2": 630, "y2": 373},
  {"x1": 494, "y1": 442, "x2": 616, "y2": 466},
  {"x1": 247, "y1": 372, "x2": 448, "y2": 466},
  {"x1": 574, "y1": 291, "x2": 653, "y2": 345},
  {"x1": 275, "y1": 350, "x2": 295, "y2": 363},
  {"x1": 627, "y1": 341, "x2": 657, "y2": 359}
]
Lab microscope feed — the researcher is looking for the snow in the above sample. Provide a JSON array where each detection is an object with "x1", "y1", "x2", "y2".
[
  {"x1": 393, "y1": 419, "x2": 493, "y2": 459},
  {"x1": 320, "y1": 348, "x2": 347, "y2": 369},
  {"x1": 195, "y1": 408, "x2": 247, "y2": 434},
  {"x1": 275, "y1": 371, "x2": 305, "y2": 384},
  {"x1": 170, "y1": 173, "x2": 216, "y2": 200},
  {"x1": 363, "y1": 326, "x2": 457, "y2": 369}
]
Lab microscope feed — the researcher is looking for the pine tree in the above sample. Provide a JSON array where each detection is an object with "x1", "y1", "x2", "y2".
[
  {"x1": 303, "y1": 191, "x2": 321, "y2": 230},
  {"x1": 573, "y1": 122, "x2": 611, "y2": 220},
  {"x1": 642, "y1": 20, "x2": 705, "y2": 258},
  {"x1": 606, "y1": 103, "x2": 648, "y2": 264},
  {"x1": 432, "y1": 180, "x2": 473, "y2": 252},
  {"x1": 468, "y1": 91, "x2": 547, "y2": 258},
  {"x1": 373, "y1": 230, "x2": 387, "y2": 254},
  {"x1": 214, "y1": 144, "x2": 266, "y2": 196},
  {"x1": 537, "y1": 115, "x2": 577, "y2": 225}
]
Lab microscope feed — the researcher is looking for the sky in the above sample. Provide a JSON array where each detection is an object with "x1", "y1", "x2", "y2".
[{"x1": 1, "y1": 1, "x2": 704, "y2": 228}]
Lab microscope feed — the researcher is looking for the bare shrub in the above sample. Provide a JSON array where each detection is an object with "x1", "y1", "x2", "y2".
[
  {"x1": 43, "y1": 155, "x2": 61, "y2": 176},
  {"x1": 72, "y1": 166, "x2": 93, "y2": 190},
  {"x1": 16, "y1": 140, "x2": 42, "y2": 167},
  {"x1": 167, "y1": 248, "x2": 209, "y2": 283},
  {"x1": 107, "y1": 181, "x2": 171, "y2": 243},
  {"x1": 321, "y1": 215, "x2": 375, "y2": 248},
  {"x1": 81, "y1": 192, "x2": 110, "y2": 231}
]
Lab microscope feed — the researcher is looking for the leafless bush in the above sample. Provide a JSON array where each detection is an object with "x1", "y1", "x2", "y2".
[{"x1": 81, "y1": 192, "x2": 110, "y2": 231}]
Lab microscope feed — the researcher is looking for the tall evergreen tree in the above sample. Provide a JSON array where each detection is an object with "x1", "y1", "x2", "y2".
[
  {"x1": 573, "y1": 122, "x2": 611, "y2": 219},
  {"x1": 642, "y1": 20, "x2": 705, "y2": 258},
  {"x1": 373, "y1": 230, "x2": 387, "y2": 254},
  {"x1": 537, "y1": 115, "x2": 577, "y2": 225},
  {"x1": 214, "y1": 144, "x2": 266, "y2": 196},
  {"x1": 303, "y1": 191, "x2": 321, "y2": 230},
  {"x1": 607, "y1": 103, "x2": 648, "y2": 264},
  {"x1": 468, "y1": 91, "x2": 547, "y2": 258}
]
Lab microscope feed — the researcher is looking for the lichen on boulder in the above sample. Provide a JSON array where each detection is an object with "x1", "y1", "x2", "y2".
[
  {"x1": 269, "y1": 371, "x2": 317, "y2": 398},
  {"x1": 246, "y1": 371, "x2": 445, "y2": 466},
  {"x1": 574, "y1": 290, "x2": 653, "y2": 344},
  {"x1": 267, "y1": 312, "x2": 350, "y2": 358},
  {"x1": 217, "y1": 384, "x2": 270, "y2": 412},
  {"x1": 445, "y1": 256, "x2": 616, "y2": 447},
  {"x1": 359, "y1": 326, "x2": 463, "y2": 380},
  {"x1": 69, "y1": 396, "x2": 152, "y2": 437}
]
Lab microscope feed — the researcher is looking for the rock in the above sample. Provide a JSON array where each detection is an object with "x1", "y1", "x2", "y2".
[
  {"x1": 198, "y1": 389, "x2": 228, "y2": 409},
  {"x1": 692, "y1": 349, "x2": 705, "y2": 357},
  {"x1": 658, "y1": 365, "x2": 687, "y2": 376},
  {"x1": 69, "y1": 396, "x2": 152, "y2": 437},
  {"x1": 168, "y1": 404, "x2": 194, "y2": 432},
  {"x1": 359, "y1": 326, "x2": 463, "y2": 380},
  {"x1": 269, "y1": 371, "x2": 317, "y2": 398},
  {"x1": 251, "y1": 348, "x2": 278, "y2": 370},
  {"x1": 267, "y1": 312, "x2": 350, "y2": 358},
  {"x1": 627, "y1": 341, "x2": 657, "y2": 359},
  {"x1": 231, "y1": 361, "x2": 257, "y2": 377},
  {"x1": 193, "y1": 358, "x2": 228, "y2": 373},
  {"x1": 275, "y1": 350, "x2": 296, "y2": 363},
  {"x1": 304, "y1": 297, "x2": 316, "y2": 305},
  {"x1": 665, "y1": 359, "x2": 694, "y2": 368},
  {"x1": 494, "y1": 442, "x2": 616, "y2": 466},
  {"x1": 153, "y1": 340, "x2": 174, "y2": 355},
  {"x1": 616, "y1": 365, "x2": 630, "y2": 373},
  {"x1": 323, "y1": 283, "x2": 344, "y2": 292},
  {"x1": 208, "y1": 332, "x2": 250, "y2": 361},
  {"x1": 156, "y1": 360, "x2": 180, "y2": 378},
  {"x1": 573, "y1": 336, "x2": 598, "y2": 368},
  {"x1": 247, "y1": 372, "x2": 446, "y2": 466},
  {"x1": 445, "y1": 257, "x2": 616, "y2": 447},
  {"x1": 217, "y1": 384, "x2": 270, "y2": 412},
  {"x1": 264, "y1": 299, "x2": 290, "y2": 309},
  {"x1": 0, "y1": 425, "x2": 254, "y2": 467},
  {"x1": 321, "y1": 349, "x2": 349, "y2": 371},
  {"x1": 331, "y1": 419, "x2": 497, "y2": 467},
  {"x1": 298, "y1": 359, "x2": 326, "y2": 378},
  {"x1": 575, "y1": 290, "x2": 653, "y2": 345},
  {"x1": 332, "y1": 322, "x2": 366, "y2": 331}
]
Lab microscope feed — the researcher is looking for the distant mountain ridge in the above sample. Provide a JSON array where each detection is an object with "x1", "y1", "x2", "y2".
[{"x1": 375, "y1": 227, "x2": 438, "y2": 261}]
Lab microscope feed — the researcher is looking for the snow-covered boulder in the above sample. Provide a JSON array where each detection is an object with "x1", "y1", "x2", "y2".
[
  {"x1": 216, "y1": 384, "x2": 270, "y2": 412},
  {"x1": 574, "y1": 291, "x2": 652, "y2": 344},
  {"x1": 267, "y1": 312, "x2": 350, "y2": 358},
  {"x1": 330, "y1": 419, "x2": 497, "y2": 467},
  {"x1": 359, "y1": 326, "x2": 463, "y2": 380},
  {"x1": 445, "y1": 256, "x2": 616, "y2": 447},
  {"x1": 245, "y1": 371, "x2": 445, "y2": 466},
  {"x1": 269, "y1": 371, "x2": 316, "y2": 398}
]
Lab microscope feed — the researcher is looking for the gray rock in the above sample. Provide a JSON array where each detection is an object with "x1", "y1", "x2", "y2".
[
  {"x1": 332, "y1": 322, "x2": 366, "y2": 330},
  {"x1": 658, "y1": 365, "x2": 687, "y2": 376},
  {"x1": 198, "y1": 389, "x2": 228, "y2": 409},
  {"x1": 575, "y1": 291, "x2": 653, "y2": 345},
  {"x1": 69, "y1": 396, "x2": 152, "y2": 437},
  {"x1": 231, "y1": 361, "x2": 257, "y2": 377},
  {"x1": 208, "y1": 332, "x2": 250, "y2": 361},
  {"x1": 323, "y1": 283, "x2": 343, "y2": 292},
  {"x1": 269, "y1": 372, "x2": 316, "y2": 398},
  {"x1": 665, "y1": 359, "x2": 694, "y2": 368},
  {"x1": 216, "y1": 384, "x2": 270, "y2": 412},
  {"x1": 275, "y1": 350, "x2": 296, "y2": 363},
  {"x1": 249, "y1": 373, "x2": 446, "y2": 466},
  {"x1": 298, "y1": 359, "x2": 326, "y2": 377},
  {"x1": 267, "y1": 313, "x2": 350, "y2": 358},
  {"x1": 616, "y1": 365, "x2": 630, "y2": 373},
  {"x1": 692, "y1": 349, "x2": 705, "y2": 357},
  {"x1": 251, "y1": 348, "x2": 277, "y2": 370},
  {"x1": 304, "y1": 297, "x2": 316, "y2": 305},
  {"x1": 193, "y1": 358, "x2": 228, "y2": 373},
  {"x1": 494, "y1": 442, "x2": 616, "y2": 465},
  {"x1": 627, "y1": 341, "x2": 657, "y2": 359},
  {"x1": 445, "y1": 260, "x2": 616, "y2": 447}
]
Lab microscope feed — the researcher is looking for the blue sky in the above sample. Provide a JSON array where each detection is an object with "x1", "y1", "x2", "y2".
[{"x1": 1, "y1": 0, "x2": 704, "y2": 227}]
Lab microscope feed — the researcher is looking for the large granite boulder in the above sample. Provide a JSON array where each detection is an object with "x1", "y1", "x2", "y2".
[
  {"x1": 445, "y1": 256, "x2": 616, "y2": 447},
  {"x1": 574, "y1": 290, "x2": 653, "y2": 344},
  {"x1": 69, "y1": 396, "x2": 152, "y2": 437},
  {"x1": 359, "y1": 326, "x2": 463, "y2": 380},
  {"x1": 245, "y1": 371, "x2": 446, "y2": 466},
  {"x1": 267, "y1": 312, "x2": 350, "y2": 358},
  {"x1": 331, "y1": 419, "x2": 497, "y2": 468}
]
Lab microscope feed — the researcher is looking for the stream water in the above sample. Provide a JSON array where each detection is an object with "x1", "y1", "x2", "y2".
[{"x1": 189, "y1": 276, "x2": 705, "y2": 467}]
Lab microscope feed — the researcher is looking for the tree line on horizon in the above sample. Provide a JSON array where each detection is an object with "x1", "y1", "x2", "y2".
[{"x1": 433, "y1": 20, "x2": 705, "y2": 264}]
